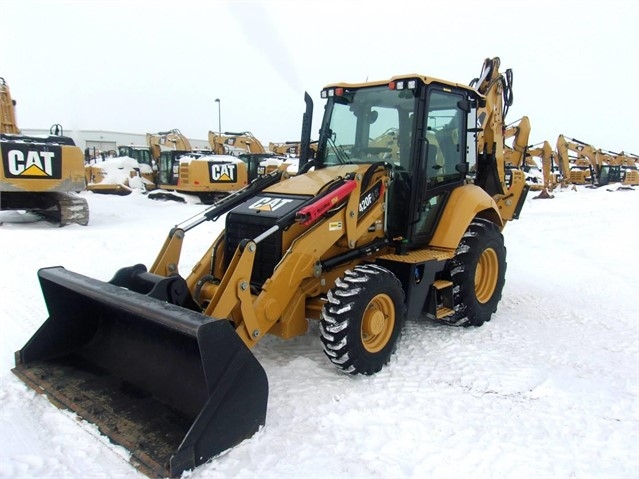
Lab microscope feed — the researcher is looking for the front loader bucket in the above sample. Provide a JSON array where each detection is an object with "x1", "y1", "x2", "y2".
[{"x1": 12, "y1": 266, "x2": 268, "y2": 478}]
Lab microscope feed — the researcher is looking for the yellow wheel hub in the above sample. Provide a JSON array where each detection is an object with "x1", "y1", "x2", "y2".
[
  {"x1": 361, "y1": 294, "x2": 395, "y2": 353},
  {"x1": 475, "y1": 247, "x2": 498, "y2": 304}
]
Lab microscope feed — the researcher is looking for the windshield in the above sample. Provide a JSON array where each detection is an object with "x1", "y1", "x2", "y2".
[
  {"x1": 137, "y1": 149, "x2": 152, "y2": 166},
  {"x1": 118, "y1": 146, "x2": 152, "y2": 166},
  {"x1": 320, "y1": 85, "x2": 417, "y2": 168}
]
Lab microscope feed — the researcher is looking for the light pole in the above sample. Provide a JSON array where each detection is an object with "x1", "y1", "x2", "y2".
[{"x1": 214, "y1": 98, "x2": 222, "y2": 134}]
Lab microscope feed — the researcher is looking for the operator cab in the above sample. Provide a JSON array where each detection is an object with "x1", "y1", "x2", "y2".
[
  {"x1": 158, "y1": 150, "x2": 191, "y2": 185},
  {"x1": 117, "y1": 145, "x2": 153, "y2": 167},
  {"x1": 311, "y1": 78, "x2": 481, "y2": 250}
]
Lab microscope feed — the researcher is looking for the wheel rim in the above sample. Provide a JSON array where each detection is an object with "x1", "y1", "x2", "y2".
[
  {"x1": 361, "y1": 294, "x2": 395, "y2": 353},
  {"x1": 475, "y1": 247, "x2": 498, "y2": 304}
]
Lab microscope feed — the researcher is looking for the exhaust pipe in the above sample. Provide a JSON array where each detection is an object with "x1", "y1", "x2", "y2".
[{"x1": 13, "y1": 266, "x2": 268, "y2": 478}]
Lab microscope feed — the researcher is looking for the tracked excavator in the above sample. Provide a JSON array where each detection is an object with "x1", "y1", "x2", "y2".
[
  {"x1": 269, "y1": 140, "x2": 318, "y2": 159},
  {"x1": 501, "y1": 116, "x2": 545, "y2": 189},
  {"x1": 619, "y1": 151, "x2": 639, "y2": 168},
  {"x1": 269, "y1": 140, "x2": 301, "y2": 156},
  {"x1": 555, "y1": 136, "x2": 633, "y2": 188},
  {"x1": 595, "y1": 149, "x2": 639, "y2": 188},
  {"x1": 526, "y1": 141, "x2": 558, "y2": 198},
  {"x1": 208, "y1": 130, "x2": 266, "y2": 155},
  {"x1": 555, "y1": 135, "x2": 602, "y2": 186},
  {"x1": 208, "y1": 131, "x2": 293, "y2": 180},
  {"x1": 143, "y1": 129, "x2": 249, "y2": 203},
  {"x1": 594, "y1": 149, "x2": 623, "y2": 186},
  {"x1": 503, "y1": 116, "x2": 531, "y2": 169},
  {"x1": 0, "y1": 77, "x2": 89, "y2": 226},
  {"x1": 614, "y1": 151, "x2": 639, "y2": 186},
  {"x1": 13, "y1": 57, "x2": 528, "y2": 477}
]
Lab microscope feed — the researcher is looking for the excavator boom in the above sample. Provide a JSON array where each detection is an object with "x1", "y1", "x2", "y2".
[{"x1": 1, "y1": 77, "x2": 20, "y2": 134}]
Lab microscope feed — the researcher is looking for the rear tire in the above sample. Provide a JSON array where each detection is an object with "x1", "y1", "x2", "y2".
[
  {"x1": 447, "y1": 218, "x2": 506, "y2": 327},
  {"x1": 320, "y1": 264, "x2": 406, "y2": 375}
]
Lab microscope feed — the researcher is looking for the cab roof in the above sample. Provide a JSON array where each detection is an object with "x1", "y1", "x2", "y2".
[{"x1": 323, "y1": 74, "x2": 482, "y2": 98}]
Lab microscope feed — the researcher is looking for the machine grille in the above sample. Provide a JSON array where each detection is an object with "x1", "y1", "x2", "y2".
[{"x1": 225, "y1": 213, "x2": 282, "y2": 287}]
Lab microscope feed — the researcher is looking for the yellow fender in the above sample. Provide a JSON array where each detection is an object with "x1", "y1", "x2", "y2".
[{"x1": 429, "y1": 184, "x2": 502, "y2": 250}]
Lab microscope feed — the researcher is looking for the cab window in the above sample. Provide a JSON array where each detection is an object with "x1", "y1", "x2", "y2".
[{"x1": 424, "y1": 90, "x2": 465, "y2": 186}]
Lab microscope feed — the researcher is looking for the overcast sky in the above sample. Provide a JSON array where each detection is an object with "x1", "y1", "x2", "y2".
[{"x1": 2, "y1": 0, "x2": 638, "y2": 152}]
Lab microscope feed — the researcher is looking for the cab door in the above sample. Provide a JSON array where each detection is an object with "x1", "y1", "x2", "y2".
[{"x1": 408, "y1": 88, "x2": 468, "y2": 246}]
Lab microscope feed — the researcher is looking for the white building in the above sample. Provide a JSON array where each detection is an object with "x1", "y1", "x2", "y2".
[{"x1": 20, "y1": 128, "x2": 209, "y2": 154}]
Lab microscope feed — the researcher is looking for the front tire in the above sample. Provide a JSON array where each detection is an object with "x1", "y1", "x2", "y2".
[
  {"x1": 320, "y1": 264, "x2": 406, "y2": 375},
  {"x1": 447, "y1": 218, "x2": 506, "y2": 327}
]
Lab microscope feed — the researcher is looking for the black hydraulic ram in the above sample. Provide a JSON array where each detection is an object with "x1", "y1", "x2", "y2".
[
  {"x1": 199, "y1": 167, "x2": 285, "y2": 226},
  {"x1": 12, "y1": 266, "x2": 268, "y2": 478}
]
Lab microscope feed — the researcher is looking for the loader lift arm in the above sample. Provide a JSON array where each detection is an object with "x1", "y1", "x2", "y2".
[{"x1": 0, "y1": 77, "x2": 20, "y2": 134}]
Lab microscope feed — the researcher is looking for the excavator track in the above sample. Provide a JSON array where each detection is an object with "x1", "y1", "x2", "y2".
[
  {"x1": 52, "y1": 192, "x2": 90, "y2": 226},
  {"x1": 0, "y1": 191, "x2": 89, "y2": 226}
]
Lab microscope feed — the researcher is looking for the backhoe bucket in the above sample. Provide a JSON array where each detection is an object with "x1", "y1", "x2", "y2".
[{"x1": 12, "y1": 266, "x2": 268, "y2": 478}]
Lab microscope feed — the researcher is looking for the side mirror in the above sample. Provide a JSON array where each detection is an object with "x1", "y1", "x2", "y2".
[
  {"x1": 455, "y1": 163, "x2": 469, "y2": 174},
  {"x1": 457, "y1": 100, "x2": 472, "y2": 113}
]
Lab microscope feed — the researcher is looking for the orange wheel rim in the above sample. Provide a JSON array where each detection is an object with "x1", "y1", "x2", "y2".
[
  {"x1": 475, "y1": 247, "x2": 498, "y2": 303},
  {"x1": 361, "y1": 294, "x2": 395, "y2": 353}
]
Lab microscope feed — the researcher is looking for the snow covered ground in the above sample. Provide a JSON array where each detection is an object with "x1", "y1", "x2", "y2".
[{"x1": 1, "y1": 184, "x2": 637, "y2": 479}]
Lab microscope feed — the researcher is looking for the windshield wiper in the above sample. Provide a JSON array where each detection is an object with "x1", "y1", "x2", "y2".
[{"x1": 328, "y1": 135, "x2": 350, "y2": 164}]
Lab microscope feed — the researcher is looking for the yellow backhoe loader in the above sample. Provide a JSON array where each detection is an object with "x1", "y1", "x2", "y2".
[
  {"x1": 13, "y1": 57, "x2": 528, "y2": 477},
  {"x1": 1, "y1": 78, "x2": 88, "y2": 226}
]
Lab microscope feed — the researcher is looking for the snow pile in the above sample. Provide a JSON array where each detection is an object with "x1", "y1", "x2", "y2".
[
  {"x1": 87, "y1": 156, "x2": 155, "y2": 190},
  {"x1": 0, "y1": 186, "x2": 637, "y2": 478},
  {"x1": 260, "y1": 156, "x2": 299, "y2": 174}
]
